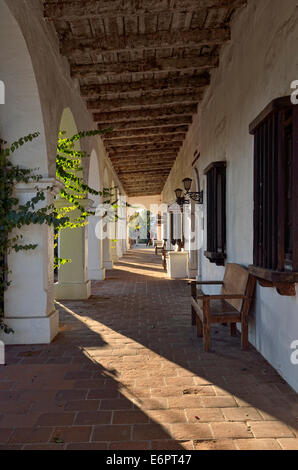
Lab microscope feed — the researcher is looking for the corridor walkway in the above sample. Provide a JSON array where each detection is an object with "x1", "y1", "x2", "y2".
[{"x1": 0, "y1": 249, "x2": 297, "y2": 450}]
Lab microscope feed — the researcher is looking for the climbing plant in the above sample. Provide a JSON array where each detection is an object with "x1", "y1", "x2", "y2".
[
  {"x1": 0, "y1": 129, "x2": 122, "y2": 333},
  {"x1": 0, "y1": 132, "x2": 65, "y2": 334},
  {"x1": 54, "y1": 129, "x2": 118, "y2": 267}
]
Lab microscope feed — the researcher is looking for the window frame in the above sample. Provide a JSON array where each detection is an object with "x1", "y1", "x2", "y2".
[
  {"x1": 203, "y1": 161, "x2": 227, "y2": 266},
  {"x1": 248, "y1": 96, "x2": 298, "y2": 296}
]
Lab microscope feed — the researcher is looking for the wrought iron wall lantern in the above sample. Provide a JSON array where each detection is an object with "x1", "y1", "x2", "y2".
[{"x1": 174, "y1": 177, "x2": 203, "y2": 207}]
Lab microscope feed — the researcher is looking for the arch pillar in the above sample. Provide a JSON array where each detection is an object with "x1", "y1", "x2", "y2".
[
  {"x1": 87, "y1": 151, "x2": 105, "y2": 280},
  {"x1": 188, "y1": 199, "x2": 199, "y2": 277},
  {"x1": 188, "y1": 168, "x2": 201, "y2": 278},
  {"x1": 54, "y1": 199, "x2": 92, "y2": 300},
  {"x1": 0, "y1": 0, "x2": 58, "y2": 344},
  {"x1": 102, "y1": 227, "x2": 113, "y2": 270},
  {"x1": 54, "y1": 108, "x2": 91, "y2": 300},
  {"x1": 88, "y1": 212, "x2": 106, "y2": 281},
  {"x1": 110, "y1": 183, "x2": 119, "y2": 263},
  {"x1": 3, "y1": 180, "x2": 61, "y2": 344}
]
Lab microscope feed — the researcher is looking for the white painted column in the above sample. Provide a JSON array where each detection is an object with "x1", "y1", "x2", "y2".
[
  {"x1": 88, "y1": 210, "x2": 105, "y2": 281},
  {"x1": 54, "y1": 198, "x2": 92, "y2": 300},
  {"x1": 166, "y1": 212, "x2": 171, "y2": 250},
  {"x1": 102, "y1": 221, "x2": 113, "y2": 270},
  {"x1": 2, "y1": 179, "x2": 61, "y2": 345},
  {"x1": 110, "y1": 221, "x2": 119, "y2": 263},
  {"x1": 187, "y1": 200, "x2": 199, "y2": 278},
  {"x1": 157, "y1": 213, "x2": 162, "y2": 241}
]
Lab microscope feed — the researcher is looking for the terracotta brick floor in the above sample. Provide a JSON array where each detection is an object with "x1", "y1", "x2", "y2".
[{"x1": 0, "y1": 248, "x2": 297, "y2": 450}]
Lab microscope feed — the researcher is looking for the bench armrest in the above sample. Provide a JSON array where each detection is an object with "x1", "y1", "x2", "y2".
[
  {"x1": 196, "y1": 294, "x2": 250, "y2": 300},
  {"x1": 189, "y1": 280, "x2": 224, "y2": 285}
]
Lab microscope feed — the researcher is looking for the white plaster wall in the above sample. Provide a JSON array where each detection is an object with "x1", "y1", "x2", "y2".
[{"x1": 162, "y1": 0, "x2": 298, "y2": 391}]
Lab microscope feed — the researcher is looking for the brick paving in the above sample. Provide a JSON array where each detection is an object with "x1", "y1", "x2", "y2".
[{"x1": 0, "y1": 248, "x2": 297, "y2": 450}]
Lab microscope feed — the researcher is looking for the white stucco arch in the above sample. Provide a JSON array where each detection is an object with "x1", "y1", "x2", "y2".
[
  {"x1": 59, "y1": 107, "x2": 79, "y2": 143},
  {"x1": 0, "y1": 1, "x2": 63, "y2": 344},
  {"x1": 55, "y1": 107, "x2": 92, "y2": 300},
  {"x1": 0, "y1": 0, "x2": 126, "y2": 344},
  {"x1": 0, "y1": 0, "x2": 48, "y2": 174}
]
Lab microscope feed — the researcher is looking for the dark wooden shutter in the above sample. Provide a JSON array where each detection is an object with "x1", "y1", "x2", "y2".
[
  {"x1": 204, "y1": 161, "x2": 226, "y2": 266},
  {"x1": 249, "y1": 97, "x2": 298, "y2": 294}
]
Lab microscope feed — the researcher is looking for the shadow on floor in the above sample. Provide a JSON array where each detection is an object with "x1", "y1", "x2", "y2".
[{"x1": 0, "y1": 249, "x2": 297, "y2": 450}]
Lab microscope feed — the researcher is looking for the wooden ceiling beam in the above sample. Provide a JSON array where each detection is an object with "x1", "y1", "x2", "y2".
[
  {"x1": 97, "y1": 116, "x2": 192, "y2": 131},
  {"x1": 86, "y1": 92, "x2": 202, "y2": 112},
  {"x1": 110, "y1": 153, "x2": 177, "y2": 162},
  {"x1": 60, "y1": 28, "x2": 229, "y2": 55},
  {"x1": 120, "y1": 172, "x2": 170, "y2": 180},
  {"x1": 112, "y1": 162, "x2": 176, "y2": 170},
  {"x1": 105, "y1": 134, "x2": 185, "y2": 148},
  {"x1": 123, "y1": 181, "x2": 168, "y2": 189},
  {"x1": 108, "y1": 142, "x2": 181, "y2": 153},
  {"x1": 71, "y1": 55, "x2": 219, "y2": 78},
  {"x1": 103, "y1": 125, "x2": 189, "y2": 139},
  {"x1": 81, "y1": 73, "x2": 210, "y2": 97},
  {"x1": 115, "y1": 165, "x2": 173, "y2": 173},
  {"x1": 94, "y1": 104, "x2": 197, "y2": 123},
  {"x1": 44, "y1": 1, "x2": 246, "y2": 20}
]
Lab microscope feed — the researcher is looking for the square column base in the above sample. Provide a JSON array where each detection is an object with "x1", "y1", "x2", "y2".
[
  {"x1": 167, "y1": 252, "x2": 189, "y2": 279},
  {"x1": 54, "y1": 281, "x2": 91, "y2": 300},
  {"x1": 0, "y1": 310, "x2": 59, "y2": 345},
  {"x1": 189, "y1": 268, "x2": 198, "y2": 278},
  {"x1": 88, "y1": 268, "x2": 106, "y2": 281},
  {"x1": 103, "y1": 261, "x2": 113, "y2": 270}
]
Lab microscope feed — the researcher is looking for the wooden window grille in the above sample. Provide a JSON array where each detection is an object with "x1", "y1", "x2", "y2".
[{"x1": 248, "y1": 96, "x2": 298, "y2": 296}]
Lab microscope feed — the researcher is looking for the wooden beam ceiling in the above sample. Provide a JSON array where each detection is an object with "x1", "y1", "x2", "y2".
[
  {"x1": 44, "y1": 0, "x2": 247, "y2": 196},
  {"x1": 44, "y1": 1, "x2": 247, "y2": 19}
]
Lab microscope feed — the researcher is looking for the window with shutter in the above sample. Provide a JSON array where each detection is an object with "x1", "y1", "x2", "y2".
[
  {"x1": 248, "y1": 96, "x2": 298, "y2": 296},
  {"x1": 204, "y1": 161, "x2": 227, "y2": 266}
]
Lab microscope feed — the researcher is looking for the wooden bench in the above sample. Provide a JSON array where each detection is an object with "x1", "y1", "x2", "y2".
[
  {"x1": 190, "y1": 263, "x2": 256, "y2": 352},
  {"x1": 154, "y1": 240, "x2": 163, "y2": 255},
  {"x1": 162, "y1": 247, "x2": 169, "y2": 271}
]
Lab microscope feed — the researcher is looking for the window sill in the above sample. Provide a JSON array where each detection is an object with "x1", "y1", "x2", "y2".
[
  {"x1": 248, "y1": 265, "x2": 298, "y2": 296},
  {"x1": 204, "y1": 251, "x2": 226, "y2": 267}
]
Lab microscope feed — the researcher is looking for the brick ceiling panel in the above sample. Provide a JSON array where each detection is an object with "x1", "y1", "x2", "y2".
[{"x1": 44, "y1": 0, "x2": 247, "y2": 195}]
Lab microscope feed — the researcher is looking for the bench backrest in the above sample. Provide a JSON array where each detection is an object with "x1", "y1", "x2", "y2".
[{"x1": 221, "y1": 263, "x2": 251, "y2": 312}]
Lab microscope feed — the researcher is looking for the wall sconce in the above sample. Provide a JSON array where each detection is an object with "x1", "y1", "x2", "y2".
[{"x1": 174, "y1": 177, "x2": 203, "y2": 206}]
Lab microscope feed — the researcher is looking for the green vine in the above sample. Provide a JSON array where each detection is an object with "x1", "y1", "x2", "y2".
[
  {"x1": 54, "y1": 129, "x2": 118, "y2": 268},
  {"x1": 0, "y1": 132, "x2": 63, "y2": 334},
  {"x1": 0, "y1": 129, "x2": 122, "y2": 334}
]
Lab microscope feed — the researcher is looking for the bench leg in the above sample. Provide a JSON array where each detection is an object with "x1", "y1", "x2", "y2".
[
  {"x1": 196, "y1": 316, "x2": 203, "y2": 337},
  {"x1": 230, "y1": 323, "x2": 237, "y2": 336},
  {"x1": 203, "y1": 322, "x2": 211, "y2": 352},
  {"x1": 191, "y1": 306, "x2": 196, "y2": 326},
  {"x1": 241, "y1": 316, "x2": 249, "y2": 350}
]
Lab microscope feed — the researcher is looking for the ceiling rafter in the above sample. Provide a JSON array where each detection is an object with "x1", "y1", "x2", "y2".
[
  {"x1": 45, "y1": 0, "x2": 247, "y2": 195},
  {"x1": 44, "y1": 0, "x2": 247, "y2": 19},
  {"x1": 60, "y1": 28, "x2": 230, "y2": 55}
]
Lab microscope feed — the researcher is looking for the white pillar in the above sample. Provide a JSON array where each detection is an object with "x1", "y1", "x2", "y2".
[
  {"x1": 88, "y1": 211, "x2": 105, "y2": 281},
  {"x1": 102, "y1": 221, "x2": 113, "y2": 270},
  {"x1": 157, "y1": 213, "x2": 162, "y2": 241},
  {"x1": 166, "y1": 212, "x2": 171, "y2": 250},
  {"x1": 54, "y1": 198, "x2": 92, "y2": 300},
  {"x1": 110, "y1": 219, "x2": 119, "y2": 263},
  {"x1": 2, "y1": 179, "x2": 61, "y2": 345},
  {"x1": 187, "y1": 201, "x2": 198, "y2": 278}
]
